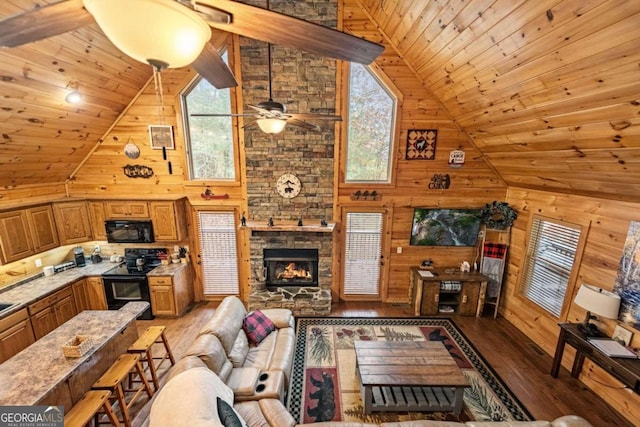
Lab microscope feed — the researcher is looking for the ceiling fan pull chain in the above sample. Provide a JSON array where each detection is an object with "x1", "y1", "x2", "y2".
[{"x1": 152, "y1": 65, "x2": 166, "y2": 125}]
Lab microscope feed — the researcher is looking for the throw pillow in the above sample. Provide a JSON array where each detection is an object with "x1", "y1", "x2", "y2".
[
  {"x1": 242, "y1": 310, "x2": 276, "y2": 345},
  {"x1": 216, "y1": 396, "x2": 245, "y2": 427}
]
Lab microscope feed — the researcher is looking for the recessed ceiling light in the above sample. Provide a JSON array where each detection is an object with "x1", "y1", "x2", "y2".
[{"x1": 65, "y1": 91, "x2": 82, "y2": 104}]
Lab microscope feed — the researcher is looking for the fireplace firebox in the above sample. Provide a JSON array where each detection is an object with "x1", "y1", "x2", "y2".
[{"x1": 264, "y1": 248, "x2": 319, "y2": 288}]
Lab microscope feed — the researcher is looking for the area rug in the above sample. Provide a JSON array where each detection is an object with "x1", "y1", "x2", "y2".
[{"x1": 287, "y1": 318, "x2": 532, "y2": 424}]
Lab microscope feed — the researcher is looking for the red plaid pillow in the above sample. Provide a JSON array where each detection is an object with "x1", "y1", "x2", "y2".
[{"x1": 242, "y1": 310, "x2": 276, "y2": 345}]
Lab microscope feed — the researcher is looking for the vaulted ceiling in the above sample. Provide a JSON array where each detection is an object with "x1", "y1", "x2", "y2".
[{"x1": 1, "y1": 0, "x2": 639, "y2": 202}]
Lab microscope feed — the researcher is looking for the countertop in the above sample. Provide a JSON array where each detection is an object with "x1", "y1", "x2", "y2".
[
  {"x1": 0, "y1": 261, "x2": 189, "y2": 320},
  {"x1": 146, "y1": 262, "x2": 188, "y2": 276},
  {"x1": 0, "y1": 301, "x2": 149, "y2": 405},
  {"x1": 0, "y1": 262, "x2": 119, "y2": 318}
]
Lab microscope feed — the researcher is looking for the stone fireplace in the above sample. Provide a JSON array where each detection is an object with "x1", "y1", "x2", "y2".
[{"x1": 241, "y1": 0, "x2": 337, "y2": 316}]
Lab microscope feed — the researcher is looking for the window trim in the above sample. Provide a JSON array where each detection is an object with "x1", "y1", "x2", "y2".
[
  {"x1": 516, "y1": 214, "x2": 589, "y2": 321},
  {"x1": 339, "y1": 61, "x2": 402, "y2": 188}
]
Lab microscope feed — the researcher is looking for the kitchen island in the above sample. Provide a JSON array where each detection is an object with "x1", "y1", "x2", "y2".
[{"x1": 0, "y1": 302, "x2": 148, "y2": 410}]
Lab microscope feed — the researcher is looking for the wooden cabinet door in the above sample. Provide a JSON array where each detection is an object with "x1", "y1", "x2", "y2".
[
  {"x1": 87, "y1": 201, "x2": 107, "y2": 241},
  {"x1": 30, "y1": 307, "x2": 57, "y2": 339},
  {"x1": 149, "y1": 201, "x2": 180, "y2": 241},
  {"x1": 150, "y1": 285, "x2": 176, "y2": 316},
  {"x1": 53, "y1": 201, "x2": 92, "y2": 244},
  {"x1": 25, "y1": 205, "x2": 59, "y2": 253},
  {"x1": 459, "y1": 282, "x2": 481, "y2": 316},
  {"x1": 71, "y1": 279, "x2": 90, "y2": 313},
  {"x1": 54, "y1": 295, "x2": 77, "y2": 326},
  {"x1": 0, "y1": 309, "x2": 35, "y2": 364},
  {"x1": 105, "y1": 201, "x2": 149, "y2": 218},
  {"x1": 0, "y1": 210, "x2": 35, "y2": 263},
  {"x1": 420, "y1": 282, "x2": 440, "y2": 315},
  {"x1": 86, "y1": 277, "x2": 108, "y2": 310}
]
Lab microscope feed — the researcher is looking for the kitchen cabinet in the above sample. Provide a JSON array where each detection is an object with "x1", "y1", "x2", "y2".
[
  {"x1": 87, "y1": 201, "x2": 108, "y2": 241},
  {"x1": 25, "y1": 205, "x2": 59, "y2": 253},
  {"x1": 0, "y1": 308, "x2": 35, "y2": 364},
  {"x1": 53, "y1": 201, "x2": 93, "y2": 244},
  {"x1": 28, "y1": 286, "x2": 77, "y2": 339},
  {"x1": 410, "y1": 268, "x2": 488, "y2": 317},
  {"x1": 104, "y1": 201, "x2": 149, "y2": 218},
  {"x1": 86, "y1": 276, "x2": 108, "y2": 310},
  {"x1": 0, "y1": 204, "x2": 61, "y2": 263},
  {"x1": 149, "y1": 199, "x2": 188, "y2": 241},
  {"x1": 149, "y1": 266, "x2": 192, "y2": 317},
  {"x1": 0, "y1": 210, "x2": 35, "y2": 263},
  {"x1": 72, "y1": 279, "x2": 90, "y2": 313}
]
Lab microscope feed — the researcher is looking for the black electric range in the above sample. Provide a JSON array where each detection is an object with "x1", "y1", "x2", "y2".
[{"x1": 102, "y1": 248, "x2": 168, "y2": 319}]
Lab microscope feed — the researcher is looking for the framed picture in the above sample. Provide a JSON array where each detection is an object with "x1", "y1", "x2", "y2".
[
  {"x1": 148, "y1": 125, "x2": 175, "y2": 150},
  {"x1": 612, "y1": 324, "x2": 633, "y2": 346},
  {"x1": 406, "y1": 129, "x2": 437, "y2": 160}
]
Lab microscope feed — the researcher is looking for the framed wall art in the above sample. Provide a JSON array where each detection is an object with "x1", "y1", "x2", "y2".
[
  {"x1": 405, "y1": 129, "x2": 437, "y2": 160},
  {"x1": 148, "y1": 125, "x2": 175, "y2": 150}
]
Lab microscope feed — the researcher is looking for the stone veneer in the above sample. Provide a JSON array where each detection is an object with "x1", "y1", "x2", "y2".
[
  {"x1": 247, "y1": 231, "x2": 332, "y2": 316},
  {"x1": 241, "y1": 0, "x2": 337, "y2": 316}
]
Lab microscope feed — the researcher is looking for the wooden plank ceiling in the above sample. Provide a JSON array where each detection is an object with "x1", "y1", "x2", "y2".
[
  {"x1": 352, "y1": 0, "x2": 640, "y2": 201},
  {"x1": 1, "y1": 0, "x2": 640, "y2": 202}
]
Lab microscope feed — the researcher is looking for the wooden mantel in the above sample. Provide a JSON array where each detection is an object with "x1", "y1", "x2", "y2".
[{"x1": 241, "y1": 220, "x2": 335, "y2": 233}]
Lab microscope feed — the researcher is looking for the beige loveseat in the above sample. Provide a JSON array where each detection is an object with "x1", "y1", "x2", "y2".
[{"x1": 148, "y1": 296, "x2": 593, "y2": 427}]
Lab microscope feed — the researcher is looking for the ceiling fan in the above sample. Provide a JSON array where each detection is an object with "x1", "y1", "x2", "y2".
[
  {"x1": 0, "y1": 0, "x2": 384, "y2": 91},
  {"x1": 191, "y1": 41, "x2": 343, "y2": 133}
]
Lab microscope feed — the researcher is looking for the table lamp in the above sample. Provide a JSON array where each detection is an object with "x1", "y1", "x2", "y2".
[{"x1": 573, "y1": 284, "x2": 621, "y2": 336}]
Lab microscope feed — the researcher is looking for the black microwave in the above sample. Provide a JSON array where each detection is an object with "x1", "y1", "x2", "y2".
[{"x1": 105, "y1": 220, "x2": 154, "y2": 243}]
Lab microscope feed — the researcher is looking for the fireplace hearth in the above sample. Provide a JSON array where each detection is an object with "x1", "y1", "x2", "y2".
[{"x1": 264, "y1": 248, "x2": 319, "y2": 289}]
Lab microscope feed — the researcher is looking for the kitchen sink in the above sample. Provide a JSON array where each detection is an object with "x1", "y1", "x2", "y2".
[{"x1": 0, "y1": 303, "x2": 17, "y2": 313}]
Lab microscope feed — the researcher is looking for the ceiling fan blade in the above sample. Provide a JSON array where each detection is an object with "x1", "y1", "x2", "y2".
[
  {"x1": 0, "y1": 0, "x2": 94, "y2": 48},
  {"x1": 287, "y1": 119, "x2": 320, "y2": 131},
  {"x1": 191, "y1": 41, "x2": 238, "y2": 89},
  {"x1": 191, "y1": 113, "x2": 253, "y2": 117},
  {"x1": 289, "y1": 113, "x2": 342, "y2": 122},
  {"x1": 194, "y1": 0, "x2": 383, "y2": 64}
]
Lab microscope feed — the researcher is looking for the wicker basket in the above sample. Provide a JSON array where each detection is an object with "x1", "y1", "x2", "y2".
[{"x1": 62, "y1": 335, "x2": 93, "y2": 358}]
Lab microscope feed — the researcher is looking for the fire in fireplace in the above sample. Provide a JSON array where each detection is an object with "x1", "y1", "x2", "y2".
[{"x1": 264, "y1": 248, "x2": 319, "y2": 288}]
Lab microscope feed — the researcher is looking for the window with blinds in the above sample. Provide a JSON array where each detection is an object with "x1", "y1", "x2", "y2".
[
  {"x1": 343, "y1": 212, "x2": 383, "y2": 296},
  {"x1": 197, "y1": 211, "x2": 239, "y2": 296},
  {"x1": 520, "y1": 216, "x2": 581, "y2": 317}
]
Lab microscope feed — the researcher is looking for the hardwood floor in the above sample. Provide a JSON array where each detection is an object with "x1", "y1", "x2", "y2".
[{"x1": 131, "y1": 301, "x2": 631, "y2": 427}]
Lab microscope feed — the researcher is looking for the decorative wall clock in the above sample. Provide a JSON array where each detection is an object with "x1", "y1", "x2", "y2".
[{"x1": 276, "y1": 173, "x2": 301, "y2": 198}]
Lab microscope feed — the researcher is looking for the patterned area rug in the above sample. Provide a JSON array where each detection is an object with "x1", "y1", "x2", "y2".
[{"x1": 287, "y1": 318, "x2": 532, "y2": 424}]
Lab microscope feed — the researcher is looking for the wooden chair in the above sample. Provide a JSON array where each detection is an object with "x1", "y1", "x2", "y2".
[
  {"x1": 64, "y1": 390, "x2": 121, "y2": 427},
  {"x1": 127, "y1": 325, "x2": 175, "y2": 390},
  {"x1": 92, "y1": 353, "x2": 153, "y2": 427}
]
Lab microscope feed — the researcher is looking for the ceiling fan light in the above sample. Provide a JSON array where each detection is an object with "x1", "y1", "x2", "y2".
[
  {"x1": 256, "y1": 118, "x2": 287, "y2": 134},
  {"x1": 83, "y1": 0, "x2": 211, "y2": 69}
]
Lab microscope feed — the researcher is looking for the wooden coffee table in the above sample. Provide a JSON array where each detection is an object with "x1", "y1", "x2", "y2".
[{"x1": 354, "y1": 340, "x2": 470, "y2": 415}]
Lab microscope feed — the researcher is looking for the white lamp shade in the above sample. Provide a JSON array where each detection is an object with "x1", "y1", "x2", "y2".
[
  {"x1": 83, "y1": 0, "x2": 211, "y2": 69},
  {"x1": 256, "y1": 118, "x2": 287, "y2": 134},
  {"x1": 574, "y1": 284, "x2": 621, "y2": 319}
]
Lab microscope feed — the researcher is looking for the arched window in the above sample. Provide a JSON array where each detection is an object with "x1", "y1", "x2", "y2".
[
  {"x1": 181, "y1": 52, "x2": 235, "y2": 180},
  {"x1": 345, "y1": 63, "x2": 397, "y2": 183}
]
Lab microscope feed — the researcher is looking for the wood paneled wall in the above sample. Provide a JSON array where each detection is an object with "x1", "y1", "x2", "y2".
[
  {"x1": 338, "y1": 0, "x2": 506, "y2": 302},
  {"x1": 503, "y1": 187, "x2": 640, "y2": 424}
]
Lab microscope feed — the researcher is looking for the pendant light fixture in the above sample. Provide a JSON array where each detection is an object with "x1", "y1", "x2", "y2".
[{"x1": 83, "y1": 0, "x2": 211, "y2": 69}]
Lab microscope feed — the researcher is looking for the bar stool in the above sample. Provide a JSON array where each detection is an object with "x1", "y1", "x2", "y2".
[
  {"x1": 127, "y1": 325, "x2": 176, "y2": 390},
  {"x1": 64, "y1": 390, "x2": 121, "y2": 427},
  {"x1": 92, "y1": 353, "x2": 153, "y2": 427}
]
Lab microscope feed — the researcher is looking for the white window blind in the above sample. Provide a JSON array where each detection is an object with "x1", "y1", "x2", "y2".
[
  {"x1": 521, "y1": 217, "x2": 581, "y2": 317},
  {"x1": 197, "y1": 211, "x2": 239, "y2": 296},
  {"x1": 343, "y1": 212, "x2": 383, "y2": 295}
]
